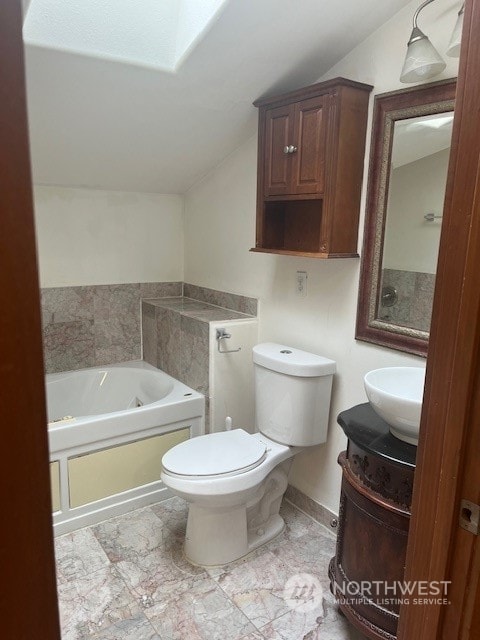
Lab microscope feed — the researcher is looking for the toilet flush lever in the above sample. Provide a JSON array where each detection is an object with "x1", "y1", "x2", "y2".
[{"x1": 216, "y1": 328, "x2": 241, "y2": 353}]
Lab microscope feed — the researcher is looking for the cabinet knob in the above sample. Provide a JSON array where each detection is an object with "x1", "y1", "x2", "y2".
[
  {"x1": 283, "y1": 146, "x2": 290, "y2": 154},
  {"x1": 283, "y1": 145, "x2": 298, "y2": 154}
]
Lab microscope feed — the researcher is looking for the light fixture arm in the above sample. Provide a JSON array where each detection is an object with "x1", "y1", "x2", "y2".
[
  {"x1": 409, "y1": 0, "x2": 436, "y2": 44},
  {"x1": 412, "y1": 0, "x2": 436, "y2": 29}
]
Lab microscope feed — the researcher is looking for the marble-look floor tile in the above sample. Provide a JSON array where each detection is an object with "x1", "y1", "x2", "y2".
[
  {"x1": 213, "y1": 549, "x2": 294, "y2": 628},
  {"x1": 91, "y1": 614, "x2": 161, "y2": 640},
  {"x1": 271, "y1": 530, "x2": 336, "y2": 590},
  {"x1": 279, "y1": 501, "x2": 334, "y2": 542},
  {"x1": 145, "y1": 574, "x2": 256, "y2": 640},
  {"x1": 57, "y1": 565, "x2": 141, "y2": 640},
  {"x1": 56, "y1": 498, "x2": 364, "y2": 640},
  {"x1": 150, "y1": 496, "x2": 188, "y2": 536},
  {"x1": 258, "y1": 603, "x2": 327, "y2": 639},
  {"x1": 92, "y1": 507, "x2": 172, "y2": 563},
  {"x1": 115, "y1": 542, "x2": 206, "y2": 605},
  {"x1": 259, "y1": 591, "x2": 365, "y2": 640},
  {"x1": 55, "y1": 528, "x2": 110, "y2": 585},
  {"x1": 204, "y1": 530, "x2": 288, "y2": 581}
]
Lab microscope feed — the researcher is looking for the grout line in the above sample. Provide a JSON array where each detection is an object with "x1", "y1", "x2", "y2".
[
  {"x1": 211, "y1": 570, "x2": 265, "y2": 635},
  {"x1": 55, "y1": 504, "x2": 352, "y2": 640}
]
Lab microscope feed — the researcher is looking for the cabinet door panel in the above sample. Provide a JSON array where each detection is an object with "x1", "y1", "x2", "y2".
[
  {"x1": 264, "y1": 105, "x2": 294, "y2": 196},
  {"x1": 292, "y1": 96, "x2": 327, "y2": 195}
]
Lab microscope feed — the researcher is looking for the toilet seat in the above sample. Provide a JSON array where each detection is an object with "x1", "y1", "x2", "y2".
[{"x1": 162, "y1": 429, "x2": 267, "y2": 478}]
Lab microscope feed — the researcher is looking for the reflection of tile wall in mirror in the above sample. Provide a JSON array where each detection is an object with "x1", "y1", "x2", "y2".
[
  {"x1": 379, "y1": 269, "x2": 435, "y2": 333},
  {"x1": 356, "y1": 79, "x2": 456, "y2": 357}
]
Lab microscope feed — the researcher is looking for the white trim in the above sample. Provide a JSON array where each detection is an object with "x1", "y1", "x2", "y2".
[{"x1": 53, "y1": 483, "x2": 174, "y2": 536}]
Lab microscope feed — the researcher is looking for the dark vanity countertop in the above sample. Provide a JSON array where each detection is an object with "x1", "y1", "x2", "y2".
[
  {"x1": 142, "y1": 296, "x2": 255, "y2": 323},
  {"x1": 337, "y1": 403, "x2": 417, "y2": 468}
]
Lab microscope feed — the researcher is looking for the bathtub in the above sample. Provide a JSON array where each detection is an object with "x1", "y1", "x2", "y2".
[{"x1": 47, "y1": 361, "x2": 204, "y2": 535}]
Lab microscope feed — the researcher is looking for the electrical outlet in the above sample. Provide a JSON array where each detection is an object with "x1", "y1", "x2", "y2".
[{"x1": 296, "y1": 271, "x2": 307, "y2": 297}]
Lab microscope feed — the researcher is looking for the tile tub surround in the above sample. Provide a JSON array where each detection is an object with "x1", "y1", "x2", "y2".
[
  {"x1": 55, "y1": 497, "x2": 366, "y2": 640},
  {"x1": 41, "y1": 282, "x2": 183, "y2": 374},
  {"x1": 184, "y1": 283, "x2": 258, "y2": 316},
  {"x1": 41, "y1": 283, "x2": 257, "y2": 374},
  {"x1": 142, "y1": 296, "x2": 255, "y2": 398},
  {"x1": 379, "y1": 269, "x2": 436, "y2": 333}
]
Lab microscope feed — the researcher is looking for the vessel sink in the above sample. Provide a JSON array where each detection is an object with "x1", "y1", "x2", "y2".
[{"x1": 364, "y1": 367, "x2": 426, "y2": 445}]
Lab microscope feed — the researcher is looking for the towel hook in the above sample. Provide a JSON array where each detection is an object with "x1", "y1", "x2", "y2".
[{"x1": 216, "y1": 328, "x2": 241, "y2": 353}]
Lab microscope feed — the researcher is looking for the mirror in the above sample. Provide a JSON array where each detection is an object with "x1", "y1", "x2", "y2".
[{"x1": 356, "y1": 79, "x2": 456, "y2": 357}]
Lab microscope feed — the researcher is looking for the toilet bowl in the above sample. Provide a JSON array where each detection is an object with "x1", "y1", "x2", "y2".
[
  {"x1": 161, "y1": 343, "x2": 336, "y2": 566},
  {"x1": 162, "y1": 429, "x2": 299, "y2": 565}
]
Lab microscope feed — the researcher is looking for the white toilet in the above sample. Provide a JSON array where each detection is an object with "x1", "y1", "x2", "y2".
[{"x1": 161, "y1": 342, "x2": 336, "y2": 566}]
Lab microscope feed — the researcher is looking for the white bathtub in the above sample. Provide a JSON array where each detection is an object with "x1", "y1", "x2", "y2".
[{"x1": 47, "y1": 361, "x2": 204, "y2": 535}]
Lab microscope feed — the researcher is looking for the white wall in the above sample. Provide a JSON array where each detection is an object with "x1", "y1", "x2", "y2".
[
  {"x1": 384, "y1": 149, "x2": 449, "y2": 273},
  {"x1": 34, "y1": 185, "x2": 184, "y2": 288},
  {"x1": 184, "y1": 0, "x2": 459, "y2": 513}
]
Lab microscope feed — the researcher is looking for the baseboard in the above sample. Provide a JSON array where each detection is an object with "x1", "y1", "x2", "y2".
[{"x1": 285, "y1": 484, "x2": 338, "y2": 533}]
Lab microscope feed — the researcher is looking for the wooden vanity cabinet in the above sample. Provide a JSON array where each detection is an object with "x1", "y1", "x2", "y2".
[
  {"x1": 329, "y1": 404, "x2": 417, "y2": 640},
  {"x1": 252, "y1": 78, "x2": 373, "y2": 258}
]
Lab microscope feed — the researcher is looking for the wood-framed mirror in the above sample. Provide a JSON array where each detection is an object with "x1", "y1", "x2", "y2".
[{"x1": 356, "y1": 79, "x2": 456, "y2": 357}]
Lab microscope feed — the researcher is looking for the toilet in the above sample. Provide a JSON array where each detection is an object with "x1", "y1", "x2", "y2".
[{"x1": 161, "y1": 342, "x2": 336, "y2": 566}]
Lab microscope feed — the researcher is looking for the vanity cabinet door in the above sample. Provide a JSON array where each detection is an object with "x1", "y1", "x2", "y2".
[
  {"x1": 291, "y1": 95, "x2": 327, "y2": 195},
  {"x1": 263, "y1": 104, "x2": 295, "y2": 197}
]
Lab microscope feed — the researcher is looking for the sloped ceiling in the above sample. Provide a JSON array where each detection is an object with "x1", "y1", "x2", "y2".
[
  {"x1": 392, "y1": 114, "x2": 454, "y2": 168},
  {"x1": 23, "y1": 0, "x2": 407, "y2": 194}
]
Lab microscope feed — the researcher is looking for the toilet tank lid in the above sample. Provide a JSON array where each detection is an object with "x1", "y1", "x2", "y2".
[{"x1": 253, "y1": 343, "x2": 336, "y2": 377}]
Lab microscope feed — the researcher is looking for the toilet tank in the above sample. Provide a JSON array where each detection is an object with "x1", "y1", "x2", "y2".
[{"x1": 253, "y1": 343, "x2": 336, "y2": 447}]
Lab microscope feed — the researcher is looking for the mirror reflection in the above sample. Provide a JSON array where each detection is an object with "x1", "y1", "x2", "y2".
[
  {"x1": 378, "y1": 113, "x2": 454, "y2": 332},
  {"x1": 356, "y1": 80, "x2": 456, "y2": 357}
]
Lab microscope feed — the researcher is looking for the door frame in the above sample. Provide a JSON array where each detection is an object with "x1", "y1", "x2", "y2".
[
  {"x1": 398, "y1": 0, "x2": 480, "y2": 637},
  {"x1": 2, "y1": 0, "x2": 480, "y2": 638},
  {"x1": 0, "y1": 1, "x2": 61, "y2": 638}
]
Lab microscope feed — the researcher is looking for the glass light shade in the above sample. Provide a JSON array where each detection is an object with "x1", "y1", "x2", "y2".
[
  {"x1": 400, "y1": 32, "x2": 447, "y2": 83},
  {"x1": 446, "y1": 9, "x2": 464, "y2": 57}
]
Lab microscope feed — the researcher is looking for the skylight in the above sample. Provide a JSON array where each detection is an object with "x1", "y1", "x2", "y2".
[{"x1": 23, "y1": 0, "x2": 229, "y2": 72}]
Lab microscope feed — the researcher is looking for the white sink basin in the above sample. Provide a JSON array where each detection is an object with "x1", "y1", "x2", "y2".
[{"x1": 364, "y1": 367, "x2": 426, "y2": 445}]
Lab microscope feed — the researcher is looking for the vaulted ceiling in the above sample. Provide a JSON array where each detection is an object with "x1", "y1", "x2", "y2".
[{"x1": 23, "y1": 0, "x2": 407, "y2": 194}]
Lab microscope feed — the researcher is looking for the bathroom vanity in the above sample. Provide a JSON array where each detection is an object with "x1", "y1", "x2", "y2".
[{"x1": 329, "y1": 403, "x2": 417, "y2": 640}]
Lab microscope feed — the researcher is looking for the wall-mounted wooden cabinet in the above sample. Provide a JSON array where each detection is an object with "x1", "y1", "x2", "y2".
[{"x1": 251, "y1": 78, "x2": 373, "y2": 258}]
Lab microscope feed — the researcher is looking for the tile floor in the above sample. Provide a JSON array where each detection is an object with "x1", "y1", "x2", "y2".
[{"x1": 55, "y1": 498, "x2": 366, "y2": 640}]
